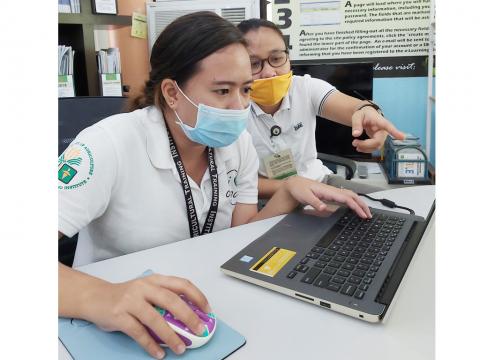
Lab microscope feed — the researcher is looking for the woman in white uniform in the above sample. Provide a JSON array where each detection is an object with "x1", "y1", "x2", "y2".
[
  {"x1": 237, "y1": 19, "x2": 406, "y2": 198},
  {"x1": 58, "y1": 12, "x2": 372, "y2": 359}
]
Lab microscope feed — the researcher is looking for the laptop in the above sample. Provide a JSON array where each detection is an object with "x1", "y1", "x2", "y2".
[{"x1": 221, "y1": 204, "x2": 434, "y2": 322}]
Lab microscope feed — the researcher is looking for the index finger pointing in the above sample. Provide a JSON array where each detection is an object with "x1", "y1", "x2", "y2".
[{"x1": 382, "y1": 121, "x2": 405, "y2": 140}]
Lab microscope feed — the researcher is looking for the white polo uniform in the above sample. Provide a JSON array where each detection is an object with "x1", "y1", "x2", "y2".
[
  {"x1": 58, "y1": 106, "x2": 259, "y2": 266},
  {"x1": 247, "y1": 74, "x2": 337, "y2": 182}
]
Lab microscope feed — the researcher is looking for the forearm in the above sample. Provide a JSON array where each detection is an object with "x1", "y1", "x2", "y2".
[
  {"x1": 258, "y1": 176, "x2": 284, "y2": 199},
  {"x1": 251, "y1": 178, "x2": 299, "y2": 222},
  {"x1": 59, "y1": 262, "x2": 109, "y2": 320},
  {"x1": 321, "y1": 91, "x2": 367, "y2": 127}
]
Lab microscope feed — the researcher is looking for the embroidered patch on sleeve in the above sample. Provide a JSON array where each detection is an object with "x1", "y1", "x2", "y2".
[{"x1": 58, "y1": 142, "x2": 94, "y2": 190}]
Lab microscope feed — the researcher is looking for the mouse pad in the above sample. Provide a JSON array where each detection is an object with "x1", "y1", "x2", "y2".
[{"x1": 59, "y1": 317, "x2": 246, "y2": 360}]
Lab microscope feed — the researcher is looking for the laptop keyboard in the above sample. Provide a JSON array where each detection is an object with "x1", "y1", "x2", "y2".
[{"x1": 286, "y1": 210, "x2": 407, "y2": 300}]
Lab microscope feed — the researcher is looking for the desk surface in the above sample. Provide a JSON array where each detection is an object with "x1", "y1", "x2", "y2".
[
  {"x1": 349, "y1": 161, "x2": 406, "y2": 189},
  {"x1": 59, "y1": 186, "x2": 435, "y2": 360}
]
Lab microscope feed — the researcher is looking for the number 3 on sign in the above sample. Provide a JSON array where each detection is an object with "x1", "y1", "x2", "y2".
[
  {"x1": 274, "y1": 0, "x2": 292, "y2": 29},
  {"x1": 274, "y1": 0, "x2": 293, "y2": 51}
]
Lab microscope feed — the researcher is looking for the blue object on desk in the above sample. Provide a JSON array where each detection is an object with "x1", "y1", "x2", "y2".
[
  {"x1": 59, "y1": 317, "x2": 246, "y2": 359},
  {"x1": 382, "y1": 134, "x2": 431, "y2": 185}
]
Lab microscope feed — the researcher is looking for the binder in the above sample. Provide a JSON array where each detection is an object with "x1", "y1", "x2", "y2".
[
  {"x1": 97, "y1": 48, "x2": 123, "y2": 96},
  {"x1": 58, "y1": 45, "x2": 75, "y2": 97},
  {"x1": 58, "y1": 75, "x2": 75, "y2": 97},
  {"x1": 100, "y1": 73, "x2": 122, "y2": 96}
]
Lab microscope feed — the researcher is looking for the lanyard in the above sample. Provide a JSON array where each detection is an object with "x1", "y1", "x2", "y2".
[{"x1": 166, "y1": 126, "x2": 219, "y2": 238}]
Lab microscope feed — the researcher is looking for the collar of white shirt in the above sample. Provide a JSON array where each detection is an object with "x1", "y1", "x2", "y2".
[{"x1": 140, "y1": 106, "x2": 234, "y2": 176}]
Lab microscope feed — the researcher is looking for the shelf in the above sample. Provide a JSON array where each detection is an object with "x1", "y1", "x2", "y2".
[
  {"x1": 58, "y1": 0, "x2": 132, "y2": 96},
  {"x1": 59, "y1": 13, "x2": 131, "y2": 26}
]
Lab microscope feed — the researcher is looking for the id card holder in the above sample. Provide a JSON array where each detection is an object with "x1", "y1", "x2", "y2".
[{"x1": 263, "y1": 149, "x2": 298, "y2": 179}]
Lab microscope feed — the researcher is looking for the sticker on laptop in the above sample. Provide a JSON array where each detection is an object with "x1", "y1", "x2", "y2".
[
  {"x1": 250, "y1": 247, "x2": 296, "y2": 277},
  {"x1": 240, "y1": 255, "x2": 253, "y2": 263}
]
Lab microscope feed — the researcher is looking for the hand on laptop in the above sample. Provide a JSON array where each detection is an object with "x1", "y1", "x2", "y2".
[
  {"x1": 285, "y1": 176, "x2": 372, "y2": 219},
  {"x1": 79, "y1": 273, "x2": 212, "y2": 359}
]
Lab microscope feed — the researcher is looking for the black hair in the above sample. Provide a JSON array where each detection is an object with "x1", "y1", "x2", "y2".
[
  {"x1": 129, "y1": 11, "x2": 246, "y2": 111},
  {"x1": 237, "y1": 18, "x2": 287, "y2": 49}
]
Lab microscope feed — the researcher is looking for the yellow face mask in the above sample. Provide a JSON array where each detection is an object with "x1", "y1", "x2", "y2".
[{"x1": 250, "y1": 71, "x2": 293, "y2": 106}]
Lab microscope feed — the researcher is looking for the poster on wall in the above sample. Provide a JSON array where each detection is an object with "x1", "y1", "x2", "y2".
[{"x1": 272, "y1": 0, "x2": 433, "y2": 77}]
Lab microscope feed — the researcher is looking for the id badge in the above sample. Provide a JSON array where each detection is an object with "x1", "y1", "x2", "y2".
[{"x1": 263, "y1": 149, "x2": 298, "y2": 180}]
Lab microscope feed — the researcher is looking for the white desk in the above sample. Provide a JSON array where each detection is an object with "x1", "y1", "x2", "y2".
[
  {"x1": 59, "y1": 186, "x2": 435, "y2": 360},
  {"x1": 349, "y1": 161, "x2": 406, "y2": 189}
]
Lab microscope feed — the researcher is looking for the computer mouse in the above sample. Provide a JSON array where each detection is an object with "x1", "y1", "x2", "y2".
[{"x1": 147, "y1": 295, "x2": 216, "y2": 349}]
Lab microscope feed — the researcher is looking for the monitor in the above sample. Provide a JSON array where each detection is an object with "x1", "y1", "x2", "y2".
[{"x1": 291, "y1": 62, "x2": 374, "y2": 159}]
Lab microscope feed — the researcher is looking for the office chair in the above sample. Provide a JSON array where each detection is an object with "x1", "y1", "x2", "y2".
[
  {"x1": 317, "y1": 152, "x2": 357, "y2": 180},
  {"x1": 59, "y1": 96, "x2": 128, "y2": 155},
  {"x1": 58, "y1": 96, "x2": 127, "y2": 266}
]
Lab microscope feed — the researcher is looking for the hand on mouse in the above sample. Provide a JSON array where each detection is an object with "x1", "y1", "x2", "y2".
[
  {"x1": 148, "y1": 294, "x2": 217, "y2": 349},
  {"x1": 79, "y1": 274, "x2": 212, "y2": 359}
]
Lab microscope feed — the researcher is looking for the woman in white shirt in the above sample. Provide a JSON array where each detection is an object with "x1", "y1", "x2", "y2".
[
  {"x1": 58, "y1": 12, "x2": 372, "y2": 359},
  {"x1": 238, "y1": 19, "x2": 406, "y2": 198}
]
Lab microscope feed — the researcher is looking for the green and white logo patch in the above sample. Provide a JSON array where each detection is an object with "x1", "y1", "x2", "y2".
[
  {"x1": 58, "y1": 163, "x2": 77, "y2": 184},
  {"x1": 58, "y1": 142, "x2": 94, "y2": 190}
]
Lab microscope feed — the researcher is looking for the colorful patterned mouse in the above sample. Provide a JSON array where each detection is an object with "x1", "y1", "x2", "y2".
[{"x1": 147, "y1": 295, "x2": 216, "y2": 349}]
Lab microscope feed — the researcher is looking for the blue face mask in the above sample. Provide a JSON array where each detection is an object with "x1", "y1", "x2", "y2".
[{"x1": 173, "y1": 82, "x2": 250, "y2": 148}]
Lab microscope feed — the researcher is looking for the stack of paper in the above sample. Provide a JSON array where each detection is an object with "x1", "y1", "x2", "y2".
[
  {"x1": 58, "y1": 0, "x2": 81, "y2": 13},
  {"x1": 96, "y1": 48, "x2": 122, "y2": 74},
  {"x1": 70, "y1": 0, "x2": 81, "y2": 13},
  {"x1": 58, "y1": 0, "x2": 71, "y2": 13},
  {"x1": 96, "y1": 48, "x2": 123, "y2": 96},
  {"x1": 58, "y1": 45, "x2": 75, "y2": 75}
]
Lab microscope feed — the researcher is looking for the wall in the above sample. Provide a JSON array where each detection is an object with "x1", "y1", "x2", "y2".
[{"x1": 374, "y1": 77, "x2": 435, "y2": 166}]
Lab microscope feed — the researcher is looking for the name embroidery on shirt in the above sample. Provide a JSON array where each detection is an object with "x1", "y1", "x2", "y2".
[
  {"x1": 294, "y1": 122, "x2": 303, "y2": 131},
  {"x1": 226, "y1": 169, "x2": 239, "y2": 205}
]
